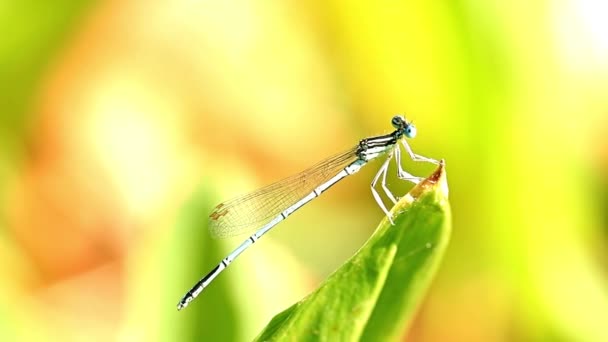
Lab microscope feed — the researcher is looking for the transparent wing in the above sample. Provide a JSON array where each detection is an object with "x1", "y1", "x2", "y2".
[{"x1": 208, "y1": 146, "x2": 359, "y2": 238}]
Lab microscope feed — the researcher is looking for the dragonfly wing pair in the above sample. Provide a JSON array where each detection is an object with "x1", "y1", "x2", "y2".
[{"x1": 208, "y1": 146, "x2": 359, "y2": 239}]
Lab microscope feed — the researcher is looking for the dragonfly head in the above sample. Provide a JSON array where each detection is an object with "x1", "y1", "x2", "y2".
[{"x1": 392, "y1": 115, "x2": 417, "y2": 139}]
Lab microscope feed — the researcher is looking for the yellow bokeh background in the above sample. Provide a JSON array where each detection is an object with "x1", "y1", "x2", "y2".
[{"x1": 1, "y1": 1, "x2": 607, "y2": 341}]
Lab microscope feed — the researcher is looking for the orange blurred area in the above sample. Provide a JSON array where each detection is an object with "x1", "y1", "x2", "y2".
[{"x1": 0, "y1": 0, "x2": 607, "y2": 341}]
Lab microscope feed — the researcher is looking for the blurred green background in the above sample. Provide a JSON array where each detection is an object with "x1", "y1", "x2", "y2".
[{"x1": 1, "y1": 1, "x2": 607, "y2": 341}]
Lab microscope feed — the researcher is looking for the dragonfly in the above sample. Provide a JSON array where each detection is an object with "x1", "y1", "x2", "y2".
[{"x1": 177, "y1": 115, "x2": 438, "y2": 310}]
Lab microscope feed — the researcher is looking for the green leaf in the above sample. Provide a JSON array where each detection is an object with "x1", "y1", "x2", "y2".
[{"x1": 255, "y1": 161, "x2": 451, "y2": 342}]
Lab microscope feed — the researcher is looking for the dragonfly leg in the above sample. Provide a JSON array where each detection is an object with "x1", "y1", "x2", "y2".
[
  {"x1": 371, "y1": 155, "x2": 395, "y2": 225},
  {"x1": 394, "y1": 144, "x2": 423, "y2": 184},
  {"x1": 400, "y1": 139, "x2": 439, "y2": 165},
  {"x1": 380, "y1": 152, "x2": 398, "y2": 204}
]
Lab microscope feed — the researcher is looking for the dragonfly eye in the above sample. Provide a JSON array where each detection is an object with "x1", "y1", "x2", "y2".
[
  {"x1": 404, "y1": 123, "x2": 417, "y2": 138},
  {"x1": 391, "y1": 115, "x2": 406, "y2": 129}
]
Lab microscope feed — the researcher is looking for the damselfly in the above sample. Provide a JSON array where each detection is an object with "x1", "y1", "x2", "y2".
[{"x1": 177, "y1": 115, "x2": 438, "y2": 310}]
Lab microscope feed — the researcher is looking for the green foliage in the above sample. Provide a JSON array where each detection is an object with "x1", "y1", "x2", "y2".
[
  {"x1": 164, "y1": 186, "x2": 241, "y2": 342},
  {"x1": 255, "y1": 163, "x2": 451, "y2": 341}
]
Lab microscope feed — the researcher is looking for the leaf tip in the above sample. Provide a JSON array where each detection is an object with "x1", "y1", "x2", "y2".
[{"x1": 408, "y1": 159, "x2": 448, "y2": 200}]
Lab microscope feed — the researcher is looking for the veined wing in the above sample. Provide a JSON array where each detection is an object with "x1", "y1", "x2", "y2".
[{"x1": 208, "y1": 146, "x2": 359, "y2": 238}]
